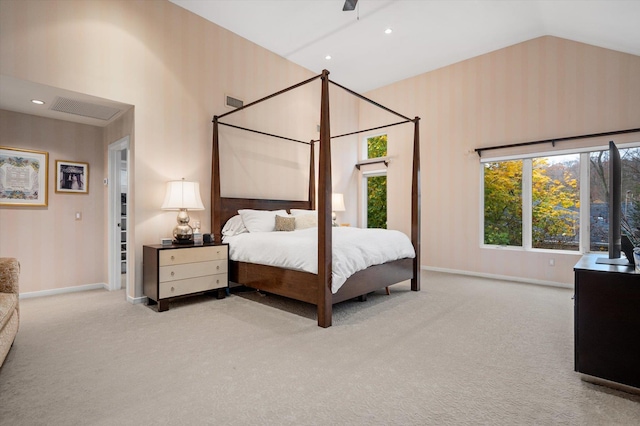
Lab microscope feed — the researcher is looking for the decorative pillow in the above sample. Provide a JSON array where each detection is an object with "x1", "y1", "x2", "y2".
[
  {"x1": 238, "y1": 209, "x2": 287, "y2": 233},
  {"x1": 275, "y1": 215, "x2": 295, "y2": 232},
  {"x1": 222, "y1": 215, "x2": 247, "y2": 236},
  {"x1": 290, "y1": 209, "x2": 317, "y2": 216},
  {"x1": 294, "y1": 213, "x2": 318, "y2": 230}
]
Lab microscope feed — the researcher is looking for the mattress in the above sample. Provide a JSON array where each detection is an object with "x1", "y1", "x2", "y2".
[{"x1": 223, "y1": 226, "x2": 415, "y2": 293}]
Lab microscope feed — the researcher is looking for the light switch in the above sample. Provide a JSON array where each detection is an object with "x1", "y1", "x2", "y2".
[{"x1": 75, "y1": 212, "x2": 82, "y2": 221}]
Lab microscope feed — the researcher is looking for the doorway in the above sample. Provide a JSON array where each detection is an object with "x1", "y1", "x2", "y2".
[{"x1": 108, "y1": 136, "x2": 130, "y2": 294}]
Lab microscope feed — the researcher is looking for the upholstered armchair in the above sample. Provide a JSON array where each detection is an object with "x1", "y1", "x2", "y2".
[{"x1": 0, "y1": 257, "x2": 20, "y2": 367}]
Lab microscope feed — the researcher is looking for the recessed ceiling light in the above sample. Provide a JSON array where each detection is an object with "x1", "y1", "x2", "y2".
[
  {"x1": 31, "y1": 99, "x2": 45, "y2": 105},
  {"x1": 384, "y1": 28, "x2": 393, "y2": 35},
  {"x1": 325, "y1": 55, "x2": 332, "y2": 60}
]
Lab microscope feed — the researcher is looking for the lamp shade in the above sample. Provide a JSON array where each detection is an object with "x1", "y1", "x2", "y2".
[
  {"x1": 332, "y1": 193, "x2": 345, "y2": 212},
  {"x1": 161, "y1": 179, "x2": 205, "y2": 210}
]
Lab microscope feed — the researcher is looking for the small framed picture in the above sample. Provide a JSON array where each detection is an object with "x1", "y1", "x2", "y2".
[
  {"x1": 0, "y1": 146, "x2": 49, "y2": 207},
  {"x1": 55, "y1": 160, "x2": 89, "y2": 194}
]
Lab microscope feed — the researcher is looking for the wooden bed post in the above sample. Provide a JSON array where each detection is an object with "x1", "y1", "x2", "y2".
[
  {"x1": 318, "y1": 70, "x2": 332, "y2": 328},
  {"x1": 411, "y1": 117, "x2": 421, "y2": 291},
  {"x1": 212, "y1": 116, "x2": 222, "y2": 243},
  {"x1": 309, "y1": 141, "x2": 316, "y2": 210}
]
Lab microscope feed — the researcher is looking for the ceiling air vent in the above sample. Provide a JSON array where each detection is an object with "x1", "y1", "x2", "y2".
[
  {"x1": 225, "y1": 95, "x2": 243, "y2": 109},
  {"x1": 50, "y1": 97, "x2": 121, "y2": 121}
]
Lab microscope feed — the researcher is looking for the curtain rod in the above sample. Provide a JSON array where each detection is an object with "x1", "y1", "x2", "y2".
[
  {"x1": 475, "y1": 127, "x2": 640, "y2": 157},
  {"x1": 355, "y1": 158, "x2": 389, "y2": 170}
]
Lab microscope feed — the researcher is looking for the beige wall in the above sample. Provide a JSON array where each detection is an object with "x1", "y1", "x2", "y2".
[
  {"x1": 0, "y1": 110, "x2": 106, "y2": 292},
  {"x1": 365, "y1": 36, "x2": 640, "y2": 285},
  {"x1": 0, "y1": 0, "x2": 321, "y2": 298}
]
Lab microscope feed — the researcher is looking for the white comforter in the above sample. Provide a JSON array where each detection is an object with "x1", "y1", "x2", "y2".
[{"x1": 223, "y1": 227, "x2": 415, "y2": 293}]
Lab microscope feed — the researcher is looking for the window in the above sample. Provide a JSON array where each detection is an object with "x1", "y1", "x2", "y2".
[
  {"x1": 363, "y1": 135, "x2": 388, "y2": 228},
  {"x1": 366, "y1": 174, "x2": 387, "y2": 229},
  {"x1": 589, "y1": 146, "x2": 640, "y2": 251},
  {"x1": 367, "y1": 135, "x2": 387, "y2": 159},
  {"x1": 531, "y1": 155, "x2": 579, "y2": 250},
  {"x1": 483, "y1": 160, "x2": 523, "y2": 246},
  {"x1": 482, "y1": 145, "x2": 639, "y2": 252}
]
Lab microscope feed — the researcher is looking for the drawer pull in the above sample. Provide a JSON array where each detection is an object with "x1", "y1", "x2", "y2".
[
  {"x1": 171, "y1": 255, "x2": 175, "y2": 260},
  {"x1": 216, "y1": 279, "x2": 219, "y2": 284},
  {"x1": 171, "y1": 286, "x2": 175, "y2": 292},
  {"x1": 171, "y1": 271, "x2": 175, "y2": 276},
  {"x1": 216, "y1": 265, "x2": 220, "y2": 270}
]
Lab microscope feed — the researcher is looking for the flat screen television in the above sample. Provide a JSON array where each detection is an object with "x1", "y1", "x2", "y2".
[{"x1": 596, "y1": 141, "x2": 631, "y2": 265}]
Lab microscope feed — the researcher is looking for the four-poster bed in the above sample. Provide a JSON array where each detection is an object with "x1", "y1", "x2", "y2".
[{"x1": 211, "y1": 70, "x2": 420, "y2": 328}]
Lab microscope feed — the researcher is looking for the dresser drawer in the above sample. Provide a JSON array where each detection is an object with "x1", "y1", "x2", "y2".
[
  {"x1": 159, "y1": 273, "x2": 227, "y2": 298},
  {"x1": 159, "y1": 259, "x2": 227, "y2": 282},
  {"x1": 159, "y1": 245, "x2": 227, "y2": 266}
]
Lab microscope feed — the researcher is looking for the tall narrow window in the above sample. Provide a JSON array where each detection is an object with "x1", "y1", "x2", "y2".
[
  {"x1": 622, "y1": 147, "x2": 640, "y2": 247},
  {"x1": 363, "y1": 135, "x2": 388, "y2": 228},
  {"x1": 531, "y1": 154, "x2": 580, "y2": 250},
  {"x1": 483, "y1": 160, "x2": 523, "y2": 246},
  {"x1": 366, "y1": 174, "x2": 387, "y2": 228},
  {"x1": 590, "y1": 146, "x2": 640, "y2": 251}
]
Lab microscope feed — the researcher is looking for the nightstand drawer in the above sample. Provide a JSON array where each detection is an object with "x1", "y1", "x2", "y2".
[
  {"x1": 159, "y1": 259, "x2": 228, "y2": 282},
  {"x1": 159, "y1": 273, "x2": 227, "y2": 298},
  {"x1": 159, "y1": 245, "x2": 227, "y2": 265}
]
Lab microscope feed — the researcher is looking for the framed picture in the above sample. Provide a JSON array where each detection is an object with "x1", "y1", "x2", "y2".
[
  {"x1": 0, "y1": 146, "x2": 49, "y2": 207},
  {"x1": 55, "y1": 160, "x2": 89, "y2": 194}
]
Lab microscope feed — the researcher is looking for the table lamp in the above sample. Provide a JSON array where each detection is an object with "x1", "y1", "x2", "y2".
[
  {"x1": 161, "y1": 178, "x2": 205, "y2": 243},
  {"x1": 332, "y1": 193, "x2": 345, "y2": 227}
]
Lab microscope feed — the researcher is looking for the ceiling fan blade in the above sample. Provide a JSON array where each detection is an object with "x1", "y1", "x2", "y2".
[{"x1": 343, "y1": 0, "x2": 358, "y2": 11}]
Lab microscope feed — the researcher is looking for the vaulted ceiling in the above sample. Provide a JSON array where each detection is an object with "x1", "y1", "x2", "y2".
[
  {"x1": 2, "y1": 1, "x2": 638, "y2": 126},
  {"x1": 170, "y1": 0, "x2": 640, "y2": 92}
]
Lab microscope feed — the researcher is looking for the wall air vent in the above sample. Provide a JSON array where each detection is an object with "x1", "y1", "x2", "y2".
[
  {"x1": 50, "y1": 97, "x2": 121, "y2": 121},
  {"x1": 225, "y1": 95, "x2": 243, "y2": 109}
]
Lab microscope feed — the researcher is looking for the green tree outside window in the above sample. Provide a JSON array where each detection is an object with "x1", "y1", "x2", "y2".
[{"x1": 366, "y1": 135, "x2": 387, "y2": 229}]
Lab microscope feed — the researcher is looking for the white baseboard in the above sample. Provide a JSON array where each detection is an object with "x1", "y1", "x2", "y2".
[
  {"x1": 127, "y1": 295, "x2": 147, "y2": 305},
  {"x1": 421, "y1": 265, "x2": 573, "y2": 289},
  {"x1": 20, "y1": 282, "x2": 108, "y2": 299},
  {"x1": 16, "y1": 268, "x2": 570, "y2": 300}
]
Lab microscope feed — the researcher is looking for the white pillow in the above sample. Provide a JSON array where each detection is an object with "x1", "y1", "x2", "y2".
[
  {"x1": 238, "y1": 209, "x2": 287, "y2": 233},
  {"x1": 294, "y1": 213, "x2": 318, "y2": 230},
  {"x1": 222, "y1": 215, "x2": 248, "y2": 236},
  {"x1": 290, "y1": 209, "x2": 317, "y2": 216}
]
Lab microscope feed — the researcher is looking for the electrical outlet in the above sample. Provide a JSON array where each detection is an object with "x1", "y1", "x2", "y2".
[
  {"x1": 549, "y1": 258, "x2": 555, "y2": 266},
  {"x1": 75, "y1": 212, "x2": 82, "y2": 221}
]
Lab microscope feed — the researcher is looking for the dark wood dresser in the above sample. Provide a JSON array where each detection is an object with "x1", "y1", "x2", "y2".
[{"x1": 574, "y1": 254, "x2": 640, "y2": 391}]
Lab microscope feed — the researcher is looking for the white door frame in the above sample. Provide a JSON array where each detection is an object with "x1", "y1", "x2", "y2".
[{"x1": 108, "y1": 136, "x2": 130, "y2": 292}]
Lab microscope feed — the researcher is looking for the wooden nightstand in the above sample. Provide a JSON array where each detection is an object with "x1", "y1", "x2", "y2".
[{"x1": 143, "y1": 243, "x2": 228, "y2": 312}]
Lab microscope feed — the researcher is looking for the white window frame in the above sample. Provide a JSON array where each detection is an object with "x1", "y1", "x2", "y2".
[
  {"x1": 361, "y1": 169, "x2": 387, "y2": 228},
  {"x1": 360, "y1": 133, "x2": 388, "y2": 228},
  {"x1": 479, "y1": 141, "x2": 640, "y2": 254}
]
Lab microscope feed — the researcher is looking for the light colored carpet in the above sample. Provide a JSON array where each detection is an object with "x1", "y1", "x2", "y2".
[{"x1": 1, "y1": 271, "x2": 639, "y2": 425}]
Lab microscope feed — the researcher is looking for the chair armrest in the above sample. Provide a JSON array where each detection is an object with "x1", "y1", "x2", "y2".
[{"x1": 0, "y1": 258, "x2": 20, "y2": 295}]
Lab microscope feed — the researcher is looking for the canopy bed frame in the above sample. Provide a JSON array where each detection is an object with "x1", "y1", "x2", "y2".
[{"x1": 211, "y1": 70, "x2": 420, "y2": 328}]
